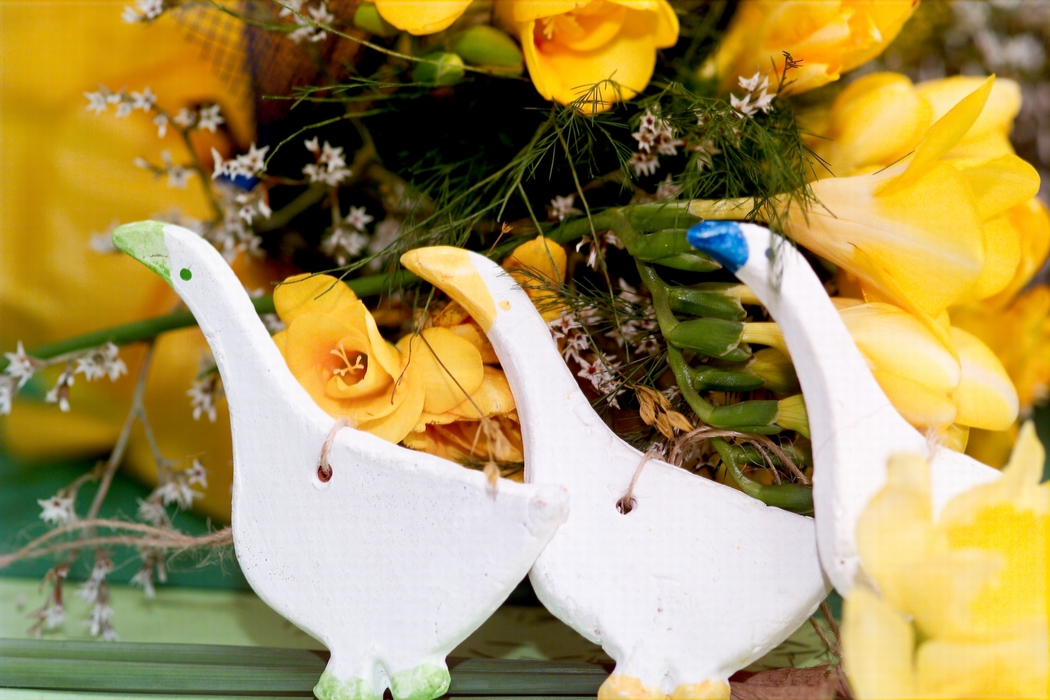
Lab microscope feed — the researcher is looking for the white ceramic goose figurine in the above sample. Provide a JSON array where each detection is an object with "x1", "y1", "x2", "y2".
[
  {"x1": 402, "y1": 247, "x2": 830, "y2": 700},
  {"x1": 113, "y1": 221, "x2": 569, "y2": 700},
  {"x1": 685, "y1": 221, "x2": 1001, "y2": 595}
]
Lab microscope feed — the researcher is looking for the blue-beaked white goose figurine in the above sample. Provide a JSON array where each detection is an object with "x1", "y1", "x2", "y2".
[
  {"x1": 112, "y1": 221, "x2": 569, "y2": 700},
  {"x1": 401, "y1": 247, "x2": 830, "y2": 700},
  {"x1": 686, "y1": 220, "x2": 1001, "y2": 595}
]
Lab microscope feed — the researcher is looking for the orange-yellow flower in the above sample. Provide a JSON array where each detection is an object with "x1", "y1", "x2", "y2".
[
  {"x1": 707, "y1": 0, "x2": 918, "y2": 95},
  {"x1": 273, "y1": 273, "x2": 525, "y2": 463},
  {"x1": 843, "y1": 423, "x2": 1048, "y2": 699},
  {"x1": 495, "y1": 0, "x2": 679, "y2": 110}
]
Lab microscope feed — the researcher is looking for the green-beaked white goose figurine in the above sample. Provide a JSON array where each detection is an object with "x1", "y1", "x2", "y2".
[
  {"x1": 686, "y1": 220, "x2": 1001, "y2": 595},
  {"x1": 113, "y1": 221, "x2": 569, "y2": 700},
  {"x1": 402, "y1": 246, "x2": 830, "y2": 700}
]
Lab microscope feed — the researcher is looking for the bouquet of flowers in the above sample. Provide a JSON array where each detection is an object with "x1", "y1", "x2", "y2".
[{"x1": 2, "y1": 0, "x2": 1049, "y2": 696}]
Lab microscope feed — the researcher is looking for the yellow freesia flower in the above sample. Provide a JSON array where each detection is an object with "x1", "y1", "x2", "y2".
[
  {"x1": 0, "y1": 5, "x2": 255, "y2": 522},
  {"x1": 786, "y1": 76, "x2": 1041, "y2": 322},
  {"x1": 495, "y1": 0, "x2": 679, "y2": 110},
  {"x1": 369, "y1": 0, "x2": 472, "y2": 35},
  {"x1": 273, "y1": 273, "x2": 524, "y2": 463},
  {"x1": 745, "y1": 300, "x2": 1019, "y2": 434},
  {"x1": 706, "y1": 0, "x2": 918, "y2": 95},
  {"x1": 843, "y1": 422, "x2": 1048, "y2": 699}
]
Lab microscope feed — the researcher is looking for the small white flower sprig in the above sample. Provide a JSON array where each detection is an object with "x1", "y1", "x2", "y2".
[
  {"x1": 2, "y1": 341, "x2": 127, "y2": 416},
  {"x1": 3, "y1": 338, "x2": 222, "y2": 639}
]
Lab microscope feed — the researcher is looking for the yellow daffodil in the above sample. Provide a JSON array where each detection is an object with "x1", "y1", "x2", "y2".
[
  {"x1": 495, "y1": 0, "x2": 679, "y2": 110},
  {"x1": 745, "y1": 301, "x2": 1019, "y2": 433},
  {"x1": 501, "y1": 234, "x2": 568, "y2": 322},
  {"x1": 0, "y1": 6, "x2": 255, "y2": 522},
  {"x1": 843, "y1": 422, "x2": 1048, "y2": 699},
  {"x1": 786, "y1": 76, "x2": 1041, "y2": 322},
  {"x1": 369, "y1": 0, "x2": 472, "y2": 35},
  {"x1": 706, "y1": 0, "x2": 918, "y2": 95}
]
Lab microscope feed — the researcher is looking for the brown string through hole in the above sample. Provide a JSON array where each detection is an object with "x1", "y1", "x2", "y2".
[
  {"x1": 318, "y1": 418, "x2": 350, "y2": 483},
  {"x1": 616, "y1": 445, "x2": 659, "y2": 515}
]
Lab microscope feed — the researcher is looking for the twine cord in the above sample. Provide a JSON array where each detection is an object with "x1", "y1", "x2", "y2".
[
  {"x1": 617, "y1": 445, "x2": 660, "y2": 514},
  {"x1": 318, "y1": 417, "x2": 350, "y2": 482}
]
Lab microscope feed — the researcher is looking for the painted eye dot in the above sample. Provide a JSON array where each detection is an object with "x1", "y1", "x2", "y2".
[{"x1": 180, "y1": 268, "x2": 192, "y2": 281}]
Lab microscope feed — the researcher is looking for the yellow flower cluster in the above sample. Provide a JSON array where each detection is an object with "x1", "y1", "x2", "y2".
[
  {"x1": 271, "y1": 273, "x2": 523, "y2": 463},
  {"x1": 781, "y1": 73, "x2": 1050, "y2": 442},
  {"x1": 843, "y1": 423, "x2": 1048, "y2": 699}
]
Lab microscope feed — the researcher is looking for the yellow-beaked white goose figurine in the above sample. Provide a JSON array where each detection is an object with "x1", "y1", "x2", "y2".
[
  {"x1": 685, "y1": 220, "x2": 1001, "y2": 595},
  {"x1": 402, "y1": 246, "x2": 830, "y2": 700},
  {"x1": 113, "y1": 221, "x2": 569, "y2": 700}
]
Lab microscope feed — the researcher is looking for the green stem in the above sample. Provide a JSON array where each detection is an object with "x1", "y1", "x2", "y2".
[
  {"x1": 1, "y1": 272, "x2": 415, "y2": 371},
  {"x1": 711, "y1": 438, "x2": 813, "y2": 514},
  {"x1": 257, "y1": 183, "x2": 328, "y2": 232}
]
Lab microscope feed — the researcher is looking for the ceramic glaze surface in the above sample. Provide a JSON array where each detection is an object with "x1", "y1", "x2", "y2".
[
  {"x1": 403, "y1": 247, "x2": 830, "y2": 698},
  {"x1": 113, "y1": 222, "x2": 569, "y2": 700},
  {"x1": 687, "y1": 221, "x2": 1001, "y2": 595}
]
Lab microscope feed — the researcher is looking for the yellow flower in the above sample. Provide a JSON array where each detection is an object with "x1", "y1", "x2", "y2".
[
  {"x1": 0, "y1": 5, "x2": 255, "y2": 523},
  {"x1": 369, "y1": 0, "x2": 472, "y2": 35},
  {"x1": 745, "y1": 300, "x2": 1019, "y2": 433},
  {"x1": 273, "y1": 274, "x2": 425, "y2": 443},
  {"x1": 843, "y1": 422, "x2": 1048, "y2": 699},
  {"x1": 274, "y1": 273, "x2": 524, "y2": 463},
  {"x1": 495, "y1": 0, "x2": 679, "y2": 110},
  {"x1": 785, "y1": 76, "x2": 1040, "y2": 322},
  {"x1": 501, "y1": 234, "x2": 568, "y2": 322},
  {"x1": 953, "y1": 285, "x2": 1050, "y2": 414},
  {"x1": 706, "y1": 0, "x2": 918, "y2": 95}
]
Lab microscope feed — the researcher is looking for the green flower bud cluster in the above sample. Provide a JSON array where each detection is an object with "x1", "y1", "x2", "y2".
[{"x1": 609, "y1": 207, "x2": 811, "y2": 513}]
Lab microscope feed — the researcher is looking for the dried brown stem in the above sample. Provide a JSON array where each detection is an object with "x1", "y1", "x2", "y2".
[{"x1": 0, "y1": 519, "x2": 232, "y2": 570}]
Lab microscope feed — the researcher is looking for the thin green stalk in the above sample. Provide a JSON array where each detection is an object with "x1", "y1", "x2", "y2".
[
  {"x1": 0, "y1": 272, "x2": 415, "y2": 372},
  {"x1": 711, "y1": 438, "x2": 813, "y2": 514}
]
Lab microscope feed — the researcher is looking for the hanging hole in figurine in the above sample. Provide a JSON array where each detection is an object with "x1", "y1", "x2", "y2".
[
  {"x1": 317, "y1": 462, "x2": 333, "y2": 483},
  {"x1": 615, "y1": 496, "x2": 636, "y2": 514}
]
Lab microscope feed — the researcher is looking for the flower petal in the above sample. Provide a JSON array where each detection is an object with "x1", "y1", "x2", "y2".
[
  {"x1": 373, "y1": 0, "x2": 473, "y2": 35},
  {"x1": 798, "y1": 164, "x2": 985, "y2": 319},
  {"x1": 521, "y1": 7, "x2": 661, "y2": 107},
  {"x1": 842, "y1": 586, "x2": 918, "y2": 699},
  {"x1": 950, "y1": 327, "x2": 1019, "y2": 431},
  {"x1": 449, "y1": 366, "x2": 517, "y2": 419},
  {"x1": 402, "y1": 327, "x2": 485, "y2": 415},
  {"x1": 274, "y1": 273, "x2": 359, "y2": 324},
  {"x1": 879, "y1": 76, "x2": 994, "y2": 196}
]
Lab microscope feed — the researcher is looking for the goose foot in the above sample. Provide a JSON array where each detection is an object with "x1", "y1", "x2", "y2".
[
  {"x1": 598, "y1": 675, "x2": 731, "y2": 699},
  {"x1": 390, "y1": 662, "x2": 451, "y2": 700},
  {"x1": 313, "y1": 670, "x2": 381, "y2": 700}
]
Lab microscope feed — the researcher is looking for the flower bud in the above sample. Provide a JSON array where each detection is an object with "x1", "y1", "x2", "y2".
[
  {"x1": 451, "y1": 25, "x2": 523, "y2": 74},
  {"x1": 413, "y1": 52, "x2": 466, "y2": 87}
]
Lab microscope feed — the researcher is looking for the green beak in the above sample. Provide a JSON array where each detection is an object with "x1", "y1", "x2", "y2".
[{"x1": 112, "y1": 220, "x2": 172, "y2": 285}]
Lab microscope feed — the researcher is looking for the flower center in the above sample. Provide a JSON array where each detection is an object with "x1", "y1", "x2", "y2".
[{"x1": 331, "y1": 343, "x2": 367, "y2": 382}]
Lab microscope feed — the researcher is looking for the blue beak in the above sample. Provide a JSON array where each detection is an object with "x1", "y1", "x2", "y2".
[{"x1": 686, "y1": 221, "x2": 748, "y2": 273}]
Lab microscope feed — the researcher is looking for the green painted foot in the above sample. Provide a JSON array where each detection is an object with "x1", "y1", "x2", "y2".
[
  {"x1": 390, "y1": 663, "x2": 451, "y2": 700},
  {"x1": 313, "y1": 669, "x2": 381, "y2": 700}
]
